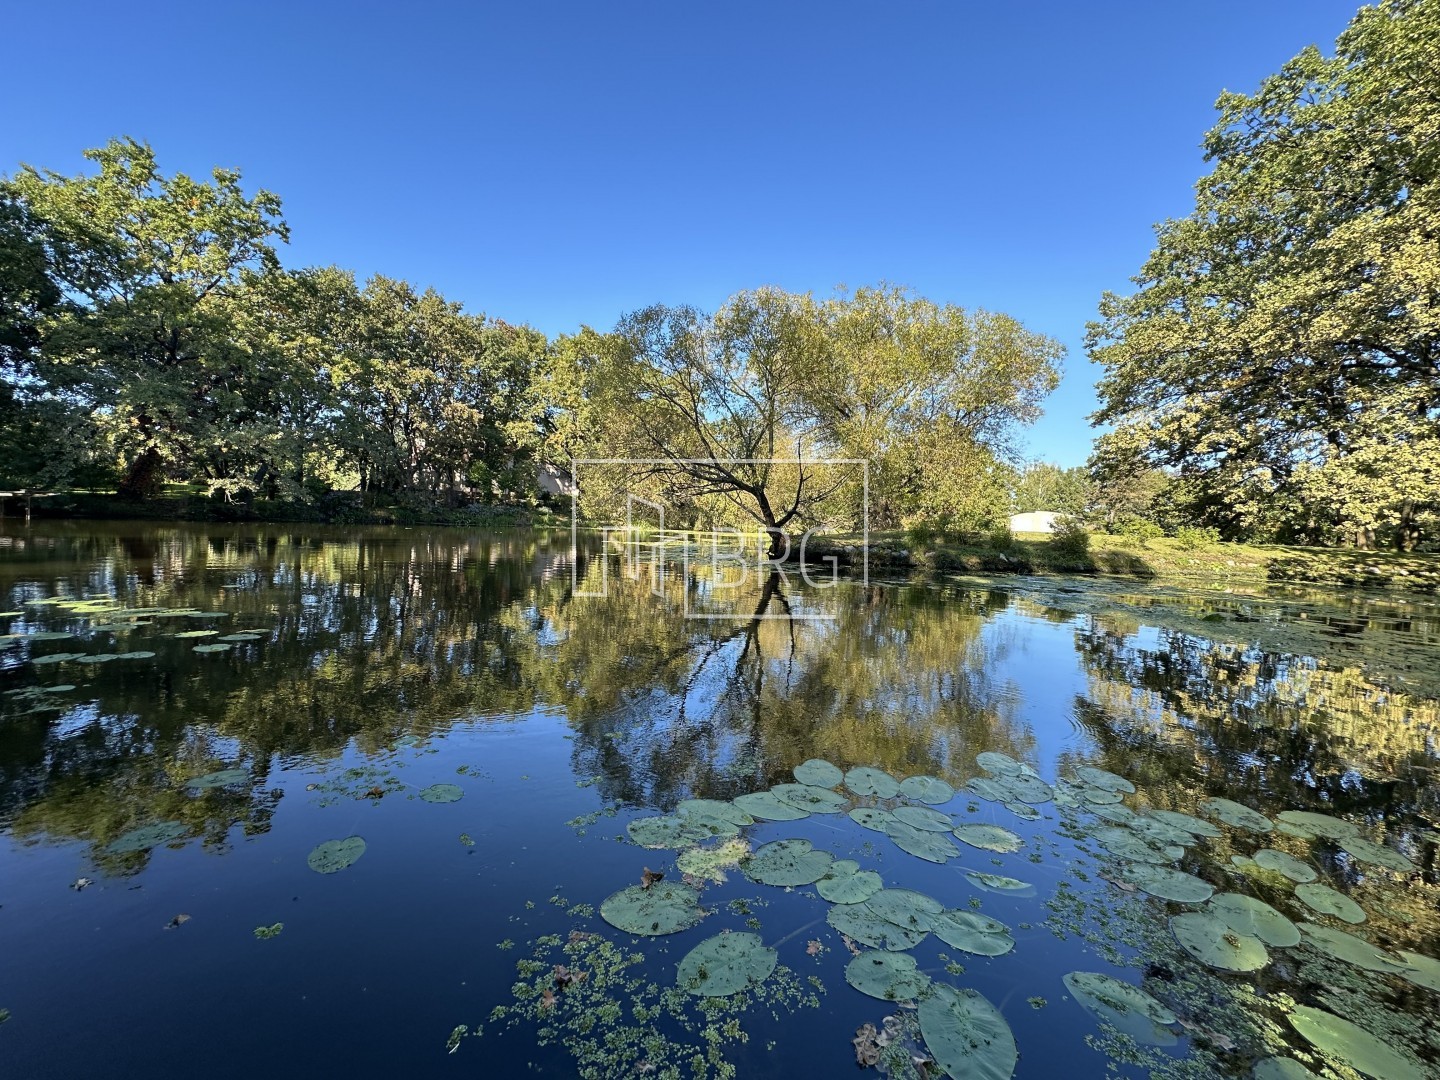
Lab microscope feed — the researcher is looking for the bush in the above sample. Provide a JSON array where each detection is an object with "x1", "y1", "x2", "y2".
[
  {"x1": 986, "y1": 526, "x2": 1016, "y2": 552},
  {"x1": 1173, "y1": 525, "x2": 1221, "y2": 550},
  {"x1": 1116, "y1": 518, "x2": 1163, "y2": 540},
  {"x1": 1048, "y1": 515, "x2": 1091, "y2": 558},
  {"x1": 904, "y1": 521, "x2": 938, "y2": 551}
]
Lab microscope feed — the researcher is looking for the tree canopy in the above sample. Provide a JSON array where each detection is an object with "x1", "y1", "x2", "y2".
[{"x1": 1089, "y1": 0, "x2": 1440, "y2": 548}]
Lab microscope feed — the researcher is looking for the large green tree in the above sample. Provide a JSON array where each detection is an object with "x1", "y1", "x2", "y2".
[{"x1": 1090, "y1": 0, "x2": 1440, "y2": 548}]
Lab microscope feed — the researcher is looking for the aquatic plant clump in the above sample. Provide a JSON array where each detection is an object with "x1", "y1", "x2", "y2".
[{"x1": 676, "y1": 932, "x2": 777, "y2": 997}]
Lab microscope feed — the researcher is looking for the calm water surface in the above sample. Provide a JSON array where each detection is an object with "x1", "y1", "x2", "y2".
[{"x1": 0, "y1": 523, "x2": 1436, "y2": 1079}]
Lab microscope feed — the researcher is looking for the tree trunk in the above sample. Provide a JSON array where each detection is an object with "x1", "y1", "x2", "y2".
[
  {"x1": 1396, "y1": 499, "x2": 1420, "y2": 551},
  {"x1": 118, "y1": 447, "x2": 165, "y2": 500}
]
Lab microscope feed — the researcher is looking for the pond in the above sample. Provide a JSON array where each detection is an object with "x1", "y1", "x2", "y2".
[{"x1": 0, "y1": 522, "x2": 1436, "y2": 1079}]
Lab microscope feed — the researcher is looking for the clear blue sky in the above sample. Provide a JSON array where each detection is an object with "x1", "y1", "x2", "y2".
[{"x1": 3, "y1": 0, "x2": 1362, "y2": 466}]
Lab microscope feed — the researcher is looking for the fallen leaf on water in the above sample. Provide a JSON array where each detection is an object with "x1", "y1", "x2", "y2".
[
  {"x1": 853, "y1": 1023, "x2": 881, "y2": 1068},
  {"x1": 806, "y1": 939, "x2": 824, "y2": 956},
  {"x1": 71, "y1": 878, "x2": 93, "y2": 891},
  {"x1": 553, "y1": 965, "x2": 587, "y2": 991},
  {"x1": 841, "y1": 933, "x2": 862, "y2": 956},
  {"x1": 540, "y1": 989, "x2": 556, "y2": 1011},
  {"x1": 165, "y1": 913, "x2": 191, "y2": 930},
  {"x1": 640, "y1": 867, "x2": 664, "y2": 890}
]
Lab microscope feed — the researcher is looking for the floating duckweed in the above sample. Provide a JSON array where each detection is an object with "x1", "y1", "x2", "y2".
[
  {"x1": 792, "y1": 759, "x2": 843, "y2": 788},
  {"x1": 1252, "y1": 849, "x2": 1318, "y2": 883},
  {"x1": 845, "y1": 950, "x2": 931, "y2": 1001},
  {"x1": 1200, "y1": 797, "x2": 1273, "y2": 833},
  {"x1": 1293, "y1": 882, "x2": 1365, "y2": 923},
  {"x1": 917, "y1": 984, "x2": 1017, "y2": 1080},
  {"x1": 743, "y1": 838, "x2": 833, "y2": 887},
  {"x1": 952, "y1": 823, "x2": 1023, "y2": 853},
  {"x1": 733, "y1": 791, "x2": 810, "y2": 822},
  {"x1": 185, "y1": 768, "x2": 250, "y2": 790},
  {"x1": 884, "y1": 819, "x2": 960, "y2": 863},
  {"x1": 1335, "y1": 836, "x2": 1416, "y2": 873},
  {"x1": 1169, "y1": 911, "x2": 1269, "y2": 971},
  {"x1": 1296, "y1": 923, "x2": 1409, "y2": 972},
  {"x1": 106, "y1": 821, "x2": 188, "y2": 854},
  {"x1": 847, "y1": 806, "x2": 895, "y2": 832},
  {"x1": 599, "y1": 881, "x2": 702, "y2": 936},
  {"x1": 771, "y1": 783, "x2": 847, "y2": 814},
  {"x1": 898, "y1": 775, "x2": 955, "y2": 804},
  {"x1": 844, "y1": 766, "x2": 900, "y2": 799},
  {"x1": 1122, "y1": 863, "x2": 1215, "y2": 903},
  {"x1": 307, "y1": 836, "x2": 367, "y2": 874},
  {"x1": 1206, "y1": 892, "x2": 1301, "y2": 947},
  {"x1": 815, "y1": 859, "x2": 883, "y2": 904},
  {"x1": 1062, "y1": 971, "x2": 1177, "y2": 1047},
  {"x1": 676, "y1": 932, "x2": 776, "y2": 997},
  {"x1": 420, "y1": 783, "x2": 464, "y2": 804},
  {"x1": 932, "y1": 910, "x2": 1014, "y2": 956},
  {"x1": 966, "y1": 872, "x2": 1034, "y2": 896},
  {"x1": 1288, "y1": 1005, "x2": 1424, "y2": 1080},
  {"x1": 826, "y1": 903, "x2": 928, "y2": 951},
  {"x1": 892, "y1": 804, "x2": 953, "y2": 832},
  {"x1": 1075, "y1": 766, "x2": 1135, "y2": 794}
]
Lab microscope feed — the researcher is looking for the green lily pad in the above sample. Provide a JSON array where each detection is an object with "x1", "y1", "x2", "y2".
[
  {"x1": 932, "y1": 910, "x2": 1014, "y2": 956},
  {"x1": 1063, "y1": 971, "x2": 1177, "y2": 1047},
  {"x1": 1143, "y1": 809, "x2": 1222, "y2": 838},
  {"x1": 600, "y1": 881, "x2": 702, "y2": 936},
  {"x1": 885, "y1": 819, "x2": 960, "y2": 863},
  {"x1": 1122, "y1": 863, "x2": 1215, "y2": 903},
  {"x1": 21, "y1": 631, "x2": 75, "y2": 641},
  {"x1": 743, "y1": 838, "x2": 833, "y2": 887},
  {"x1": 966, "y1": 777, "x2": 1011, "y2": 803},
  {"x1": 30, "y1": 652, "x2": 85, "y2": 665},
  {"x1": 1075, "y1": 766, "x2": 1135, "y2": 794},
  {"x1": 1252, "y1": 1057, "x2": 1318, "y2": 1080},
  {"x1": 1088, "y1": 803, "x2": 1139, "y2": 825},
  {"x1": 185, "y1": 768, "x2": 250, "y2": 790},
  {"x1": 1003, "y1": 801, "x2": 1042, "y2": 822},
  {"x1": 192, "y1": 643, "x2": 232, "y2": 653},
  {"x1": 627, "y1": 815, "x2": 710, "y2": 849},
  {"x1": 76, "y1": 654, "x2": 120, "y2": 664},
  {"x1": 1273, "y1": 810, "x2": 1363, "y2": 840},
  {"x1": 1336, "y1": 836, "x2": 1415, "y2": 873},
  {"x1": 1170, "y1": 912, "x2": 1269, "y2": 971},
  {"x1": 116, "y1": 650, "x2": 156, "y2": 660},
  {"x1": 218, "y1": 633, "x2": 264, "y2": 642},
  {"x1": 976, "y1": 751, "x2": 1024, "y2": 776},
  {"x1": 676, "y1": 932, "x2": 776, "y2": 997},
  {"x1": 678, "y1": 798, "x2": 754, "y2": 829},
  {"x1": 307, "y1": 836, "x2": 367, "y2": 873},
  {"x1": 1288, "y1": 1005, "x2": 1424, "y2": 1080},
  {"x1": 733, "y1": 791, "x2": 810, "y2": 821},
  {"x1": 827, "y1": 901, "x2": 929, "y2": 950},
  {"x1": 863, "y1": 888, "x2": 943, "y2": 932},
  {"x1": 106, "y1": 821, "x2": 188, "y2": 854},
  {"x1": 844, "y1": 766, "x2": 900, "y2": 799},
  {"x1": 995, "y1": 772, "x2": 1053, "y2": 804},
  {"x1": 1077, "y1": 786, "x2": 1124, "y2": 806},
  {"x1": 1297, "y1": 924, "x2": 1409, "y2": 972},
  {"x1": 966, "y1": 872, "x2": 1035, "y2": 896},
  {"x1": 918, "y1": 984, "x2": 1017, "y2": 1080},
  {"x1": 172, "y1": 630, "x2": 219, "y2": 639},
  {"x1": 419, "y1": 783, "x2": 464, "y2": 804},
  {"x1": 848, "y1": 806, "x2": 895, "y2": 831},
  {"x1": 793, "y1": 759, "x2": 843, "y2": 787},
  {"x1": 1128, "y1": 816, "x2": 1199, "y2": 848},
  {"x1": 898, "y1": 775, "x2": 955, "y2": 804},
  {"x1": 845, "y1": 951, "x2": 932, "y2": 1001},
  {"x1": 1252, "y1": 849, "x2": 1318, "y2": 883},
  {"x1": 952, "y1": 823, "x2": 1022, "y2": 853},
  {"x1": 892, "y1": 804, "x2": 953, "y2": 832},
  {"x1": 1294, "y1": 883, "x2": 1365, "y2": 923},
  {"x1": 185, "y1": 611, "x2": 231, "y2": 618},
  {"x1": 1093, "y1": 826, "x2": 1176, "y2": 864},
  {"x1": 771, "y1": 783, "x2": 847, "y2": 814},
  {"x1": 1395, "y1": 950, "x2": 1440, "y2": 993},
  {"x1": 1200, "y1": 797, "x2": 1273, "y2": 833},
  {"x1": 815, "y1": 860, "x2": 883, "y2": 904},
  {"x1": 1207, "y1": 893, "x2": 1301, "y2": 947}
]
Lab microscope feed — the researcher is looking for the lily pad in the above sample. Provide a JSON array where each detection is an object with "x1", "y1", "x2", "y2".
[
  {"x1": 1122, "y1": 863, "x2": 1215, "y2": 903},
  {"x1": 116, "y1": 650, "x2": 156, "y2": 660},
  {"x1": 1143, "y1": 809, "x2": 1222, "y2": 838},
  {"x1": 845, "y1": 951, "x2": 932, "y2": 1001},
  {"x1": 1002, "y1": 801, "x2": 1042, "y2": 822},
  {"x1": 863, "y1": 888, "x2": 944, "y2": 932},
  {"x1": 172, "y1": 629, "x2": 219, "y2": 639},
  {"x1": 885, "y1": 819, "x2": 960, "y2": 863},
  {"x1": 1170, "y1": 911, "x2": 1269, "y2": 971},
  {"x1": 827, "y1": 901, "x2": 929, "y2": 951},
  {"x1": 1252, "y1": 849, "x2": 1318, "y2": 883},
  {"x1": 1273, "y1": 810, "x2": 1363, "y2": 841},
  {"x1": 966, "y1": 872, "x2": 1035, "y2": 896},
  {"x1": 932, "y1": 910, "x2": 1014, "y2": 956},
  {"x1": 676, "y1": 932, "x2": 776, "y2": 997},
  {"x1": 1294, "y1": 883, "x2": 1365, "y2": 923},
  {"x1": 966, "y1": 777, "x2": 1011, "y2": 803},
  {"x1": 192, "y1": 643, "x2": 232, "y2": 653},
  {"x1": 1200, "y1": 797, "x2": 1273, "y2": 833},
  {"x1": 1128, "y1": 816, "x2": 1200, "y2": 848},
  {"x1": 30, "y1": 652, "x2": 85, "y2": 665},
  {"x1": 918, "y1": 984, "x2": 1017, "y2": 1080},
  {"x1": 1063, "y1": 971, "x2": 1177, "y2": 1047},
  {"x1": 816, "y1": 860, "x2": 883, "y2": 904},
  {"x1": 678, "y1": 798, "x2": 754, "y2": 829},
  {"x1": 1093, "y1": 826, "x2": 1176, "y2": 864},
  {"x1": 793, "y1": 759, "x2": 843, "y2": 788},
  {"x1": 76, "y1": 653, "x2": 120, "y2": 664},
  {"x1": 1075, "y1": 766, "x2": 1135, "y2": 794},
  {"x1": 1336, "y1": 836, "x2": 1415, "y2": 873},
  {"x1": 1395, "y1": 950, "x2": 1440, "y2": 993},
  {"x1": 898, "y1": 775, "x2": 955, "y2": 804},
  {"x1": 771, "y1": 783, "x2": 847, "y2": 814},
  {"x1": 952, "y1": 823, "x2": 1022, "y2": 854},
  {"x1": 1077, "y1": 786, "x2": 1124, "y2": 806},
  {"x1": 419, "y1": 783, "x2": 464, "y2": 804},
  {"x1": 848, "y1": 806, "x2": 895, "y2": 831},
  {"x1": 892, "y1": 804, "x2": 953, "y2": 832},
  {"x1": 306, "y1": 835, "x2": 367, "y2": 874},
  {"x1": 995, "y1": 772, "x2": 1053, "y2": 804},
  {"x1": 1288, "y1": 1005, "x2": 1423, "y2": 1080},
  {"x1": 733, "y1": 790, "x2": 810, "y2": 822},
  {"x1": 600, "y1": 881, "x2": 702, "y2": 936},
  {"x1": 627, "y1": 815, "x2": 709, "y2": 849},
  {"x1": 976, "y1": 751, "x2": 1024, "y2": 776},
  {"x1": 106, "y1": 821, "x2": 188, "y2": 854},
  {"x1": 743, "y1": 838, "x2": 833, "y2": 887},
  {"x1": 844, "y1": 766, "x2": 900, "y2": 799},
  {"x1": 1207, "y1": 893, "x2": 1301, "y2": 947},
  {"x1": 185, "y1": 768, "x2": 250, "y2": 790},
  {"x1": 1296, "y1": 924, "x2": 1409, "y2": 972},
  {"x1": 1252, "y1": 1058, "x2": 1318, "y2": 1080}
]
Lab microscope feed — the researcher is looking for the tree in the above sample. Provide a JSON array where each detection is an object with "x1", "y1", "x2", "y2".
[
  {"x1": 1089, "y1": 0, "x2": 1440, "y2": 548},
  {"x1": 7, "y1": 137, "x2": 288, "y2": 497},
  {"x1": 1012, "y1": 462, "x2": 1091, "y2": 516}
]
